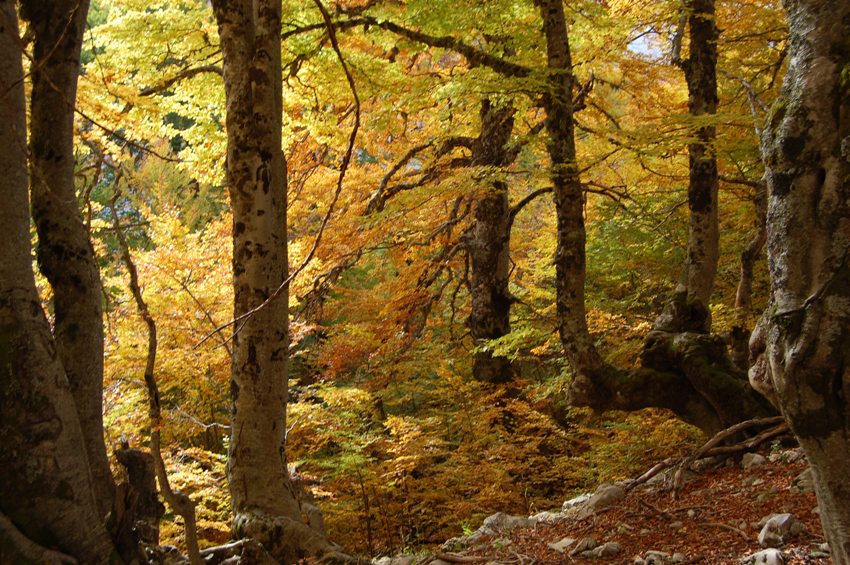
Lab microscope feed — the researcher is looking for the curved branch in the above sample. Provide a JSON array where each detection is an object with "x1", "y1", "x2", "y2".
[{"x1": 139, "y1": 64, "x2": 223, "y2": 96}]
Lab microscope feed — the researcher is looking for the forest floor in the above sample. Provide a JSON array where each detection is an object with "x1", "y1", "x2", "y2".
[{"x1": 422, "y1": 448, "x2": 829, "y2": 564}]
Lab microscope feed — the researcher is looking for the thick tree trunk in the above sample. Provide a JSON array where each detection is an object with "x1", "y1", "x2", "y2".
[
  {"x1": 468, "y1": 100, "x2": 516, "y2": 383},
  {"x1": 21, "y1": 0, "x2": 114, "y2": 516},
  {"x1": 755, "y1": 1, "x2": 850, "y2": 561},
  {"x1": 656, "y1": 0, "x2": 720, "y2": 333},
  {"x1": 212, "y1": 1, "x2": 343, "y2": 561},
  {"x1": 0, "y1": 3, "x2": 116, "y2": 561}
]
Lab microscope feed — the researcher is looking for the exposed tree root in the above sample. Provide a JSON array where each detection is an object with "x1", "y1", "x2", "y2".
[
  {"x1": 569, "y1": 330, "x2": 776, "y2": 436},
  {"x1": 0, "y1": 513, "x2": 78, "y2": 565}
]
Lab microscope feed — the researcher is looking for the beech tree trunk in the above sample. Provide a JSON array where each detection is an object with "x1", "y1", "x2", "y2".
[
  {"x1": 468, "y1": 100, "x2": 516, "y2": 383},
  {"x1": 0, "y1": 2, "x2": 116, "y2": 561},
  {"x1": 21, "y1": 0, "x2": 114, "y2": 516},
  {"x1": 534, "y1": 0, "x2": 607, "y2": 383},
  {"x1": 656, "y1": 0, "x2": 720, "y2": 334},
  {"x1": 754, "y1": 0, "x2": 850, "y2": 560},
  {"x1": 535, "y1": 0, "x2": 774, "y2": 435},
  {"x1": 211, "y1": 1, "x2": 342, "y2": 561}
]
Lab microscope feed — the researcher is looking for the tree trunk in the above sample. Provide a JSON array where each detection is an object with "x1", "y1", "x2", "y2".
[
  {"x1": 755, "y1": 0, "x2": 850, "y2": 561},
  {"x1": 535, "y1": 0, "x2": 774, "y2": 436},
  {"x1": 0, "y1": 3, "x2": 116, "y2": 560},
  {"x1": 656, "y1": 0, "x2": 720, "y2": 333},
  {"x1": 21, "y1": 0, "x2": 114, "y2": 516},
  {"x1": 730, "y1": 180, "x2": 767, "y2": 369},
  {"x1": 211, "y1": 1, "x2": 342, "y2": 561},
  {"x1": 534, "y1": 0, "x2": 607, "y2": 383},
  {"x1": 468, "y1": 100, "x2": 516, "y2": 383}
]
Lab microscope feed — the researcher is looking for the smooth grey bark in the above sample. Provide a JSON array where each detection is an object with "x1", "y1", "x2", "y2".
[
  {"x1": 0, "y1": 2, "x2": 116, "y2": 561},
  {"x1": 753, "y1": 0, "x2": 850, "y2": 561},
  {"x1": 211, "y1": 1, "x2": 349, "y2": 561},
  {"x1": 468, "y1": 100, "x2": 517, "y2": 383},
  {"x1": 21, "y1": 0, "x2": 114, "y2": 516}
]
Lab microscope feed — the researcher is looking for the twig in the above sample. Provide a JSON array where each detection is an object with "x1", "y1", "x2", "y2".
[
  {"x1": 108, "y1": 183, "x2": 202, "y2": 565},
  {"x1": 196, "y1": 0, "x2": 361, "y2": 350}
]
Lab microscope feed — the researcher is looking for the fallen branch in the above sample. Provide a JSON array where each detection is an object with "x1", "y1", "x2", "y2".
[{"x1": 672, "y1": 416, "x2": 786, "y2": 495}]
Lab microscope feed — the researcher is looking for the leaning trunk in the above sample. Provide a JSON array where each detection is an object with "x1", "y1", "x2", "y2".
[
  {"x1": 755, "y1": 0, "x2": 850, "y2": 560},
  {"x1": 22, "y1": 0, "x2": 114, "y2": 515},
  {"x1": 0, "y1": 3, "x2": 116, "y2": 560},
  {"x1": 468, "y1": 100, "x2": 516, "y2": 383}
]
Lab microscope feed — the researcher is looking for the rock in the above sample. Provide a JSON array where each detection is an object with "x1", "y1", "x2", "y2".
[
  {"x1": 591, "y1": 542, "x2": 622, "y2": 558},
  {"x1": 482, "y1": 512, "x2": 532, "y2": 533},
  {"x1": 634, "y1": 558, "x2": 647, "y2": 565},
  {"x1": 569, "y1": 536, "x2": 597, "y2": 556},
  {"x1": 669, "y1": 520, "x2": 684, "y2": 530},
  {"x1": 672, "y1": 553, "x2": 686, "y2": 563},
  {"x1": 644, "y1": 550, "x2": 671, "y2": 564},
  {"x1": 758, "y1": 513, "x2": 802, "y2": 548},
  {"x1": 817, "y1": 542, "x2": 830, "y2": 553},
  {"x1": 790, "y1": 467, "x2": 814, "y2": 493},
  {"x1": 576, "y1": 484, "x2": 625, "y2": 519},
  {"x1": 431, "y1": 560, "x2": 452, "y2": 565},
  {"x1": 547, "y1": 537, "x2": 576, "y2": 553},
  {"x1": 743, "y1": 453, "x2": 768, "y2": 469},
  {"x1": 373, "y1": 558, "x2": 414, "y2": 565},
  {"x1": 530, "y1": 510, "x2": 563, "y2": 524},
  {"x1": 562, "y1": 493, "x2": 592, "y2": 510},
  {"x1": 742, "y1": 548, "x2": 785, "y2": 564}
]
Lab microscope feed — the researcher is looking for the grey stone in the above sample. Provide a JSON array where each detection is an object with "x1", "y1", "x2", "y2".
[
  {"x1": 530, "y1": 510, "x2": 563, "y2": 524},
  {"x1": 644, "y1": 550, "x2": 671, "y2": 564},
  {"x1": 481, "y1": 512, "x2": 532, "y2": 533},
  {"x1": 672, "y1": 553, "x2": 686, "y2": 563},
  {"x1": 547, "y1": 537, "x2": 576, "y2": 553},
  {"x1": 562, "y1": 493, "x2": 592, "y2": 510},
  {"x1": 790, "y1": 467, "x2": 814, "y2": 493},
  {"x1": 569, "y1": 536, "x2": 598, "y2": 556},
  {"x1": 742, "y1": 548, "x2": 785, "y2": 564},
  {"x1": 591, "y1": 542, "x2": 622, "y2": 558},
  {"x1": 576, "y1": 484, "x2": 626, "y2": 519},
  {"x1": 743, "y1": 453, "x2": 768, "y2": 469},
  {"x1": 758, "y1": 513, "x2": 802, "y2": 548},
  {"x1": 373, "y1": 558, "x2": 414, "y2": 565},
  {"x1": 669, "y1": 520, "x2": 684, "y2": 530}
]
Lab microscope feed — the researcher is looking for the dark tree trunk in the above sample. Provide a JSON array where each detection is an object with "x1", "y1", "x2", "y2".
[
  {"x1": 468, "y1": 100, "x2": 517, "y2": 383},
  {"x1": 0, "y1": 2, "x2": 116, "y2": 560},
  {"x1": 656, "y1": 0, "x2": 720, "y2": 334},
  {"x1": 754, "y1": 0, "x2": 850, "y2": 560},
  {"x1": 21, "y1": 0, "x2": 114, "y2": 517},
  {"x1": 211, "y1": 0, "x2": 343, "y2": 561},
  {"x1": 535, "y1": 0, "x2": 774, "y2": 436},
  {"x1": 534, "y1": 0, "x2": 607, "y2": 383}
]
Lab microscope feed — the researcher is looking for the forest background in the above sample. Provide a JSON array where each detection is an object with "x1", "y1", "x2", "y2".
[{"x1": 9, "y1": 0, "x2": 792, "y2": 558}]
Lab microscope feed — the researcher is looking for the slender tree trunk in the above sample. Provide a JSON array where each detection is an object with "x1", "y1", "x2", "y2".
[
  {"x1": 534, "y1": 0, "x2": 607, "y2": 385},
  {"x1": 730, "y1": 181, "x2": 767, "y2": 369},
  {"x1": 656, "y1": 0, "x2": 720, "y2": 333},
  {"x1": 21, "y1": 0, "x2": 114, "y2": 516},
  {"x1": 468, "y1": 100, "x2": 516, "y2": 383},
  {"x1": 211, "y1": 1, "x2": 343, "y2": 561},
  {"x1": 756, "y1": 0, "x2": 850, "y2": 560},
  {"x1": 0, "y1": 3, "x2": 116, "y2": 560}
]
